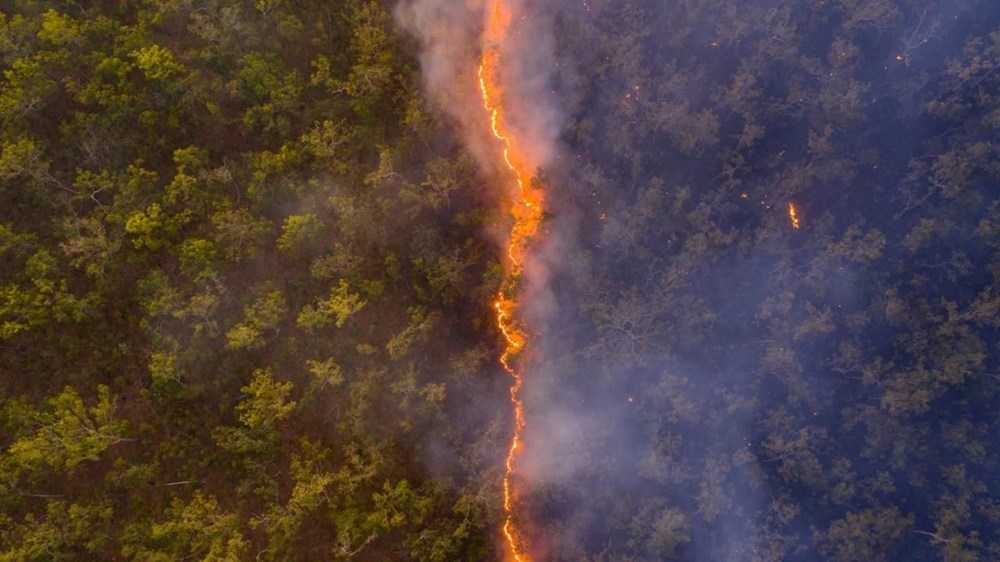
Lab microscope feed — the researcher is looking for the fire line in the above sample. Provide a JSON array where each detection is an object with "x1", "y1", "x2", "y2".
[
  {"x1": 788, "y1": 202, "x2": 800, "y2": 230},
  {"x1": 478, "y1": 0, "x2": 544, "y2": 560}
]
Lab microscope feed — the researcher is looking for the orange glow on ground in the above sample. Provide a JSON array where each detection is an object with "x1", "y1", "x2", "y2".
[
  {"x1": 478, "y1": 0, "x2": 544, "y2": 560},
  {"x1": 788, "y1": 202, "x2": 800, "y2": 230}
]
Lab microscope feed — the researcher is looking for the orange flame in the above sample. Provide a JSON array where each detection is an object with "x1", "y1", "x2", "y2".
[
  {"x1": 788, "y1": 202, "x2": 800, "y2": 230},
  {"x1": 478, "y1": 1, "x2": 543, "y2": 560}
]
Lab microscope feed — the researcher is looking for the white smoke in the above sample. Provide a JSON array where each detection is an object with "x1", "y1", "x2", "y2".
[
  {"x1": 393, "y1": 0, "x2": 564, "y2": 175},
  {"x1": 395, "y1": 1, "x2": 573, "y2": 558}
]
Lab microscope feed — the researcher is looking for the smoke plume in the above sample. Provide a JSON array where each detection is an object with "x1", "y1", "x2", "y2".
[{"x1": 394, "y1": 0, "x2": 564, "y2": 176}]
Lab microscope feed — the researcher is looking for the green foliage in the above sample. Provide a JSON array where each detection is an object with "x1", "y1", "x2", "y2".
[
  {"x1": 297, "y1": 279, "x2": 366, "y2": 330},
  {"x1": 226, "y1": 289, "x2": 287, "y2": 350},
  {"x1": 0, "y1": 499, "x2": 113, "y2": 560},
  {"x1": 59, "y1": 215, "x2": 121, "y2": 282},
  {"x1": 236, "y1": 368, "x2": 296, "y2": 430},
  {"x1": 306, "y1": 357, "x2": 344, "y2": 390},
  {"x1": 211, "y1": 207, "x2": 270, "y2": 261},
  {"x1": 0, "y1": 138, "x2": 47, "y2": 182},
  {"x1": 5, "y1": 385, "x2": 127, "y2": 472},
  {"x1": 276, "y1": 213, "x2": 322, "y2": 252},
  {"x1": 125, "y1": 203, "x2": 170, "y2": 250},
  {"x1": 131, "y1": 44, "x2": 185, "y2": 81},
  {"x1": 1, "y1": 2, "x2": 496, "y2": 558},
  {"x1": 124, "y1": 492, "x2": 249, "y2": 561},
  {"x1": 36, "y1": 10, "x2": 83, "y2": 47},
  {"x1": 178, "y1": 237, "x2": 221, "y2": 279},
  {"x1": 0, "y1": 247, "x2": 87, "y2": 338}
]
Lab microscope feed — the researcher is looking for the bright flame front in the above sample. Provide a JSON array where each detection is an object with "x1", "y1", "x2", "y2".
[{"x1": 478, "y1": 0, "x2": 544, "y2": 560}]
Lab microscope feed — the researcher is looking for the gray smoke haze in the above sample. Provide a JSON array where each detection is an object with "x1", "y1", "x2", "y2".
[
  {"x1": 395, "y1": 0, "x2": 575, "y2": 557},
  {"x1": 393, "y1": 0, "x2": 484, "y2": 157},
  {"x1": 394, "y1": 0, "x2": 565, "y2": 176},
  {"x1": 398, "y1": 0, "x2": 1000, "y2": 560}
]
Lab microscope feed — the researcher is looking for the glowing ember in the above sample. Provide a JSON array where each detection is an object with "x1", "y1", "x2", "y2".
[
  {"x1": 788, "y1": 202, "x2": 800, "y2": 230},
  {"x1": 478, "y1": 0, "x2": 544, "y2": 560}
]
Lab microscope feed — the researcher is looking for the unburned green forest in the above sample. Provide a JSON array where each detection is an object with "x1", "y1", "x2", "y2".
[{"x1": 1, "y1": 0, "x2": 999, "y2": 561}]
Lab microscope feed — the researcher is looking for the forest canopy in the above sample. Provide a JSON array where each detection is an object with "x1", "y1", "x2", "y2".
[{"x1": 1, "y1": 0, "x2": 1000, "y2": 561}]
